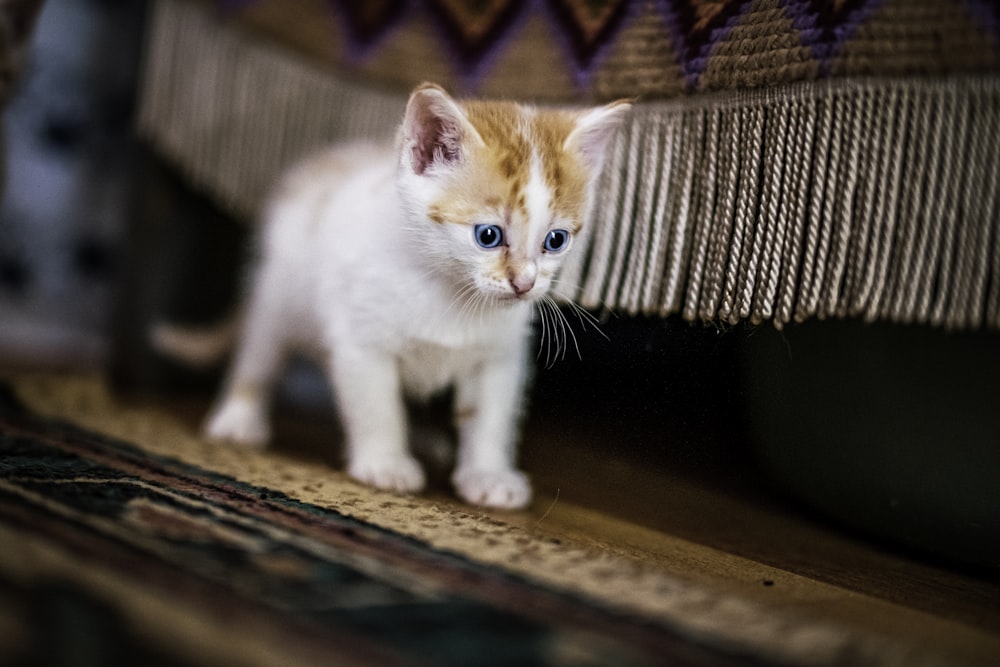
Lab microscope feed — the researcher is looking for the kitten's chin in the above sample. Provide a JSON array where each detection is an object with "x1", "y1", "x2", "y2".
[
  {"x1": 484, "y1": 292, "x2": 518, "y2": 306},
  {"x1": 494, "y1": 289, "x2": 538, "y2": 305}
]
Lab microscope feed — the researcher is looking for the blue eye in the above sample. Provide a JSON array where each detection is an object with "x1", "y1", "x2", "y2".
[
  {"x1": 544, "y1": 229, "x2": 570, "y2": 253},
  {"x1": 474, "y1": 224, "x2": 503, "y2": 249}
]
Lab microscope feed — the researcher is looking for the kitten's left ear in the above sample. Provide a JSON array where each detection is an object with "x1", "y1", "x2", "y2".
[
  {"x1": 564, "y1": 99, "x2": 633, "y2": 169},
  {"x1": 402, "y1": 83, "x2": 483, "y2": 176}
]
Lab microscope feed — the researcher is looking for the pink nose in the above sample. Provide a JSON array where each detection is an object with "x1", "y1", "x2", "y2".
[
  {"x1": 510, "y1": 275, "x2": 535, "y2": 295},
  {"x1": 508, "y1": 262, "x2": 537, "y2": 296}
]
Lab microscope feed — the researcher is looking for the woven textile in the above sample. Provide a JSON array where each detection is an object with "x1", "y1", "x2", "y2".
[
  {"x1": 138, "y1": 0, "x2": 1000, "y2": 329},
  {"x1": 210, "y1": 0, "x2": 1000, "y2": 101},
  {"x1": 0, "y1": 381, "x2": 750, "y2": 666},
  {"x1": 8, "y1": 372, "x2": 994, "y2": 665}
]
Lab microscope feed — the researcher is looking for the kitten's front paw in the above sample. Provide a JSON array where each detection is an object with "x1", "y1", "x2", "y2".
[
  {"x1": 453, "y1": 468, "x2": 532, "y2": 510},
  {"x1": 204, "y1": 400, "x2": 270, "y2": 449},
  {"x1": 348, "y1": 455, "x2": 426, "y2": 494}
]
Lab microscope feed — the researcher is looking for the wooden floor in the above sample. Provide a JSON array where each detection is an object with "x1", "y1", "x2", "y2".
[
  {"x1": 521, "y1": 397, "x2": 999, "y2": 628},
  {"x1": 520, "y1": 416, "x2": 1000, "y2": 647}
]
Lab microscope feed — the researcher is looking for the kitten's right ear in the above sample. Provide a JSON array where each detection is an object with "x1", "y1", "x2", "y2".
[{"x1": 402, "y1": 83, "x2": 481, "y2": 176}]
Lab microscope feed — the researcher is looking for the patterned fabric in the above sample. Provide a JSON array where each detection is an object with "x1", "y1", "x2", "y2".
[
  {"x1": 2, "y1": 380, "x2": 792, "y2": 666},
  {"x1": 213, "y1": 0, "x2": 1000, "y2": 101}
]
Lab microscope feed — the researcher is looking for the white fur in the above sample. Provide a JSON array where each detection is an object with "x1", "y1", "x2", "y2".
[
  {"x1": 205, "y1": 88, "x2": 629, "y2": 509},
  {"x1": 205, "y1": 142, "x2": 535, "y2": 507}
]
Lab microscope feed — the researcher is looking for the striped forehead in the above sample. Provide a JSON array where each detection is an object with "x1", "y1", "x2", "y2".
[{"x1": 463, "y1": 102, "x2": 586, "y2": 229}]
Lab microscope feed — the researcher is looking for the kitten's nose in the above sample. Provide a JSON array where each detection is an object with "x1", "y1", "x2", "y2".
[
  {"x1": 508, "y1": 264, "x2": 537, "y2": 296},
  {"x1": 511, "y1": 276, "x2": 535, "y2": 295}
]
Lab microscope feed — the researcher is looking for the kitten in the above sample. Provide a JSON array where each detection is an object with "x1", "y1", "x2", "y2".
[{"x1": 205, "y1": 83, "x2": 630, "y2": 509}]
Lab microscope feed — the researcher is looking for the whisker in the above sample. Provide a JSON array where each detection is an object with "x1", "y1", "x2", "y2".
[
  {"x1": 445, "y1": 282, "x2": 479, "y2": 320},
  {"x1": 469, "y1": 290, "x2": 493, "y2": 329},
  {"x1": 543, "y1": 299, "x2": 560, "y2": 368},
  {"x1": 534, "y1": 299, "x2": 551, "y2": 367},
  {"x1": 535, "y1": 299, "x2": 550, "y2": 364},
  {"x1": 548, "y1": 279, "x2": 609, "y2": 345},
  {"x1": 533, "y1": 298, "x2": 562, "y2": 369},
  {"x1": 539, "y1": 298, "x2": 560, "y2": 368},
  {"x1": 444, "y1": 285, "x2": 466, "y2": 310},
  {"x1": 563, "y1": 299, "x2": 610, "y2": 342},
  {"x1": 463, "y1": 291, "x2": 484, "y2": 325},
  {"x1": 550, "y1": 277, "x2": 616, "y2": 322},
  {"x1": 546, "y1": 296, "x2": 581, "y2": 362}
]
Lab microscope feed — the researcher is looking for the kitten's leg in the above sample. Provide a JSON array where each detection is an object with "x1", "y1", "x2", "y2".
[
  {"x1": 204, "y1": 278, "x2": 286, "y2": 448},
  {"x1": 329, "y1": 344, "x2": 425, "y2": 493},
  {"x1": 452, "y1": 355, "x2": 532, "y2": 509}
]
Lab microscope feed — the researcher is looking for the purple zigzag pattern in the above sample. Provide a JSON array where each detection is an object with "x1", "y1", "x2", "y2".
[
  {"x1": 328, "y1": 0, "x2": 412, "y2": 62},
  {"x1": 783, "y1": 0, "x2": 883, "y2": 76},
  {"x1": 424, "y1": 0, "x2": 533, "y2": 91},
  {"x1": 655, "y1": 0, "x2": 753, "y2": 90},
  {"x1": 216, "y1": 1, "x2": 636, "y2": 92},
  {"x1": 541, "y1": 0, "x2": 638, "y2": 87},
  {"x1": 215, "y1": 0, "x2": 410, "y2": 62}
]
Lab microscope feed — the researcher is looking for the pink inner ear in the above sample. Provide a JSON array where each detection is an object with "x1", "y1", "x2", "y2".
[
  {"x1": 411, "y1": 104, "x2": 463, "y2": 176},
  {"x1": 568, "y1": 102, "x2": 632, "y2": 166}
]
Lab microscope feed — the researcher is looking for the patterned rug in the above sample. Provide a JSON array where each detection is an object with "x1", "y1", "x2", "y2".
[{"x1": 0, "y1": 380, "x2": 765, "y2": 667}]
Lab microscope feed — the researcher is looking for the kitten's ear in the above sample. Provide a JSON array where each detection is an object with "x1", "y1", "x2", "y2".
[
  {"x1": 402, "y1": 83, "x2": 482, "y2": 176},
  {"x1": 564, "y1": 99, "x2": 632, "y2": 169}
]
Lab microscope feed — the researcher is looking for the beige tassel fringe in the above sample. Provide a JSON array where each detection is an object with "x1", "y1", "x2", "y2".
[{"x1": 571, "y1": 78, "x2": 1000, "y2": 330}]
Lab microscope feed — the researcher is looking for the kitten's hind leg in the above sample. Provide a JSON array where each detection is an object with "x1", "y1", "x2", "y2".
[{"x1": 204, "y1": 280, "x2": 287, "y2": 448}]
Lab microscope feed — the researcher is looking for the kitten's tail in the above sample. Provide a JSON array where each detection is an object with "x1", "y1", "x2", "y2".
[{"x1": 149, "y1": 312, "x2": 241, "y2": 368}]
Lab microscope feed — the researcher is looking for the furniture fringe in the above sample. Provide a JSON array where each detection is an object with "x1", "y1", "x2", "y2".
[
  {"x1": 138, "y1": 0, "x2": 1000, "y2": 331},
  {"x1": 569, "y1": 77, "x2": 1000, "y2": 330},
  {"x1": 138, "y1": 0, "x2": 402, "y2": 221}
]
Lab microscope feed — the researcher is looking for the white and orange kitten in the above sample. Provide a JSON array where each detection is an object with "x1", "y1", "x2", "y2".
[{"x1": 205, "y1": 83, "x2": 630, "y2": 509}]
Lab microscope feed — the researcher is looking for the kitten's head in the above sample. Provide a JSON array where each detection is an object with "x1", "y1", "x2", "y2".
[{"x1": 395, "y1": 83, "x2": 630, "y2": 306}]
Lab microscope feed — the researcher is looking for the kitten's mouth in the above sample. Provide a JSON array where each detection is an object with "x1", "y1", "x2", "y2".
[
  {"x1": 492, "y1": 293, "x2": 520, "y2": 305},
  {"x1": 475, "y1": 285, "x2": 535, "y2": 305},
  {"x1": 500, "y1": 291, "x2": 534, "y2": 304}
]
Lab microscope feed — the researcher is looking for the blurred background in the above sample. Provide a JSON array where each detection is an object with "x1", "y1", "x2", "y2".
[{"x1": 0, "y1": 0, "x2": 145, "y2": 369}]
